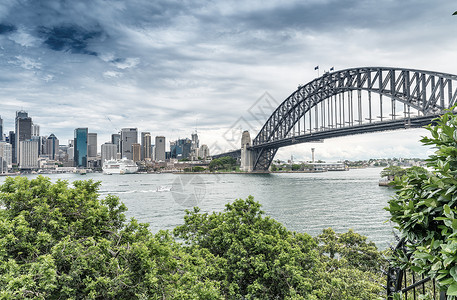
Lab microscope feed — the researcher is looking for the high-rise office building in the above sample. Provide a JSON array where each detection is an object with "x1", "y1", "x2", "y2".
[
  {"x1": 74, "y1": 128, "x2": 88, "y2": 167},
  {"x1": 46, "y1": 134, "x2": 59, "y2": 160},
  {"x1": 88, "y1": 133, "x2": 97, "y2": 158},
  {"x1": 101, "y1": 143, "x2": 117, "y2": 166},
  {"x1": 154, "y1": 136, "x2": 166, "y2": 161},
  {"x1": 0, "y1": 141, "x2": 12, "y2": 168},
  {"x1": 191, "y1": 133, "x2": 199, "y2": 150},
  {"x1": 120, "y1": 128, "x2": 137, "y2": 160},
  {"x1": 132, "y1": 143, "x2": 141, "y2": 162},
  {"x1": 170, "y1": 138, "x2": 192, "y2": 159},
  {"x1": 0, "y1": 116, "x2": 3, "y2": 141},
  {"x1": 141, "y1": 132, "x2": 152, "y2": 160},
  {"x1": 19, "y1": 139, "x2": 39, "y2": 169},
  {"x1": 32, "y1": 124, "x2": 40, "y2": 136},
  {"x1": 8, "y1": 131, "x2": 15, "y2": 163},
  {"x1": 15, "y1": 111, "x2": 32, "y2": 166},
  {"x1": 111, "y1": 134, "x2": 120, "y2": 154},
  {"x1": 198, "y1": 144, "x2": 210, "y2": 160}
]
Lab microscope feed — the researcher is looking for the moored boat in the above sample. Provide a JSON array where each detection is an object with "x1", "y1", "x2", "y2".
[{"x1": 103, "y1": 158, "x2": 138, "y2": 175}]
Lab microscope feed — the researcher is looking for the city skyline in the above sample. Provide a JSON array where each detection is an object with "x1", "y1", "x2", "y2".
[{"x1": 0, "y1": 1, "x2": 456, "y2": 161}]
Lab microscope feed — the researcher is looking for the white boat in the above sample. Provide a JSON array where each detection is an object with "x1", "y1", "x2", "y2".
[{"x1": 103, "y1": 158, "x2": 139, "y2": 175}]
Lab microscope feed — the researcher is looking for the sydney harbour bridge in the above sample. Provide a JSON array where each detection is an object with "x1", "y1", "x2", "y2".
[{"x1": 214, "y1": 67, "x2": 457, "y2": 172}]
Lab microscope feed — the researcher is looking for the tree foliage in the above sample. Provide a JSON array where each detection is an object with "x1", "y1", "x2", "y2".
[
  {"x1": 0, "y1": 176, "x2": 386, "y2": 299},
  {"x1": 0, "y1": 176, "x2": 221, "y2": 299},
  {"x1": 380, "y1": 165, "x2": 407, "y2": 180},
  {"x1": 386, "y1": 109, "x2": 457, "y2": 296},
  {"x1": 175, "y1": 197, "x2": 386, "y2": 299},
  {"x1": 209, "y1": 156, "x2": 237, "y2": 172}
]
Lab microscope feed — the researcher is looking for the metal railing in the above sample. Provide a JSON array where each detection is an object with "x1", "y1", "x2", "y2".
[{"x1": 387, "y1": 238, "x2": 446, "y2": 300}]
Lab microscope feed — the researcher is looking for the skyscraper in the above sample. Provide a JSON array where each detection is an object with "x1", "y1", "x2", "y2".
[
  {"x1": 46, "y1": 134, "x2": 59, "y2": 160},
  {"x1": 120, "y1": 128, "x2": 138, "y2": 160},
  {"x1": 101, "y1": 143, "x2": 117, "y2": 166},
  {"x1": 0, "y1": 141, "x2": 12, "y2": 168},
  {"x1": 170, "y1": 138, "x2": 192, "y2": 159},
  {"x1": 111, "y1": 133, "x2": 120, "y2": 154},
  {"x1": 132, "y1": 143, "x2": 141, "y2": 162},
  {"x1": 15, "y1": 111, "x2": 32, "y2": 166},
  {"x1": 8, "y1": 131, "x2": 15, "y2": 163},
  {"x1": 0, "y1": 116, "x2": 3, "y2": 141},
  {"x1": 19, "y1": 140, "x2": 39, "y2": 169},
  {"x1": 154, "y1": 136, "x2": 166, "y2": 161},
  {"x1": 74, "y1": 128, "x2": 88, "y2": 167},
  {"x1": 141, "y1": 132, "x2": 152, "y2": 160},
  {"x1": 32, "y1": 123, "x2": 40, "y2": 136},
  {"x1": 88, "y1": 133, "x2": 97, "y2": 158}
]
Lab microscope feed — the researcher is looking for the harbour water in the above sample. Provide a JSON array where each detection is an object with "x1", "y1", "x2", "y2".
[{"x1": 0, "y1": 167, "x2": 396, "y2": 248}]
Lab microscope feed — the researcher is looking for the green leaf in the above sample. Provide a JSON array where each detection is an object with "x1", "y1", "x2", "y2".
[
  {"x1": 448, "y1": 283, "x2": 457, "y2": 295},
  {"x1": 444, "y1": 256, "x2": 456, "y2": 267},
  {"x1": 449, "y1": 266, "x2": 457, "y2": 282}
]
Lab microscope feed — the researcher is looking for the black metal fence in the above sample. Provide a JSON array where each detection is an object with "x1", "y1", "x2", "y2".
[{"x1": 387, "y1": 238, "x2": 446, "y2": 300}]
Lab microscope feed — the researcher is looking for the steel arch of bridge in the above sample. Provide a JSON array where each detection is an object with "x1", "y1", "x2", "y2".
[{"x1": 251, "y1": 67, "x2": 457, "y2": 171}]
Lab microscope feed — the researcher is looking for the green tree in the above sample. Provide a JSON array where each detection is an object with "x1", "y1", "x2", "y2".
[
  {"x1": 174, "y1": 196, "x2": 322, "y2": 298},
  {"x1": 292, "y1": 164, "x2": 302, "y2": 171},
  {"x1": 209, "y1": 156, "x2": 237, "y2": 172},
  {"x1": 386, "y1": 109, "x2": 457, "y2": 296},
  {"x1": 174, "y1": 197, "x2": 386, "y2": 299},
  {"x1": 192, "y1": 166, "x2": 206, "y2": 172},
  {"x1": 0, "y1": 176, "x2": 221, "y2": 299},
  {"x1": 380, "y1": 165, "x2": 407, "y2": 180},
  {"x1": 0, "y1": 176, "x2": 387, "y2": 299}
]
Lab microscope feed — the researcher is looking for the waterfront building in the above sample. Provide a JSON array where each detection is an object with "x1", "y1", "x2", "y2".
[
  {"x1": 132, "y1": 143, "x2": 141, "y2": 162},
  {"x1": 198, "y1": 144, "x2": 210, "y2": 160},
  {"x1": 46, "y1": 134, "x2": 59, "y2": 161},
  {"x1": 120, "y1": 128, "x2": 138, "y2": 160},
  {"x1": 0, "y1": 157, "x2": 5, "y2": 173},
  {"x1": 19, "y1": 139, "x2": 39, "y2": 169},
  {"x1": 170, "y1": 138, "x2": 192, "y2": 160},
  {"x1": 191, "y1": 133, "x2": 199, "y2": 150},
  {"x1": 308, "y1": 162, "x2": 348, "y2": 171},
  {"x1": 101, "y1": 143, "x2": 117, "y2": 167},
  {"x1": 0, "y1": 141, "x2": 12, "y2": 168},
  {"x1": 8, "y1": 131, "x2": 15, "y2": 163},
  {"x1": 67, "y1": 146, "x2": 74, "y2": 164},
  {"x1": 0, "y1": 116, "x2": 3, "y2": 141},
  {"x1": 111, "y1": 133, "x2": 120, "y2": 154},
  {"x1": 31, "y1": 135, "x2": 42, "y2": 156},
  {"x1": 74, "y1": 128, "x2": 88, "y2": 168},
  {"x1": 141, "y1": 132, "x2": 152, "y2": 160},
  {"x1": 15, "y1": 111, "x2": 32, "y2": 165},
  {"x1": 88, "y1": 133, "x2": 97, "y2": 158},
  {"x1": 191, "y1": 132, "x2": 199, "y2": 160},
  {"x1": 154, "y1": 136, "x2": 166, "y2": 161}
]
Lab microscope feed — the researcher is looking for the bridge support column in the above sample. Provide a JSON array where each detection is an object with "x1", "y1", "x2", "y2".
[{"x1": 240, "y1": 131, "x2": 255, "y2": 172}]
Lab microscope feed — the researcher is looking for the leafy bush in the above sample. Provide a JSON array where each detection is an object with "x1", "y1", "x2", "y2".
[
  {"x1": 386, "y1": 109, "x2": 457, "y2": 296},
  {"x1": 175, "y1": 197, "x2": 386, "y2": 299},
  {"x1": 0, "y1": 176, "x2": 386, "y2": 299},
  {"x1": 0, "y1": 176, "x2": 221, "y2": 299}
]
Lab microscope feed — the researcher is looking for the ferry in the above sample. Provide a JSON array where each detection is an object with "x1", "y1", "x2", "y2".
[{"x1": 103, "y1": 158, "x2": 139, "y2": 175}]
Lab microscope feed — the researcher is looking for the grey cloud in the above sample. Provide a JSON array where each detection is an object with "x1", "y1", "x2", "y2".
[
  {"x1": 38, "y1": 24, "x2": 104, "y2": 56},
  {"x1": 0, "y1": 23, "x2": 16, "y2": 34}
]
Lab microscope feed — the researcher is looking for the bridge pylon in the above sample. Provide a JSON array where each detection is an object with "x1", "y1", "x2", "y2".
[{"x1": 240, "y1": 131, "x2": 255, "y2": 172}]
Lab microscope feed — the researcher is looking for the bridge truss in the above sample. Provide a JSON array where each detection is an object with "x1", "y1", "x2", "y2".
[{"x1": 251, "y1": 67, "x2": 457, "y2": 171}]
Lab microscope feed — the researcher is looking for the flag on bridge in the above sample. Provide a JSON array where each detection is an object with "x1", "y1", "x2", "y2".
[{"x1": 314, "y1": 65, "x2": 319, "y2": 70}]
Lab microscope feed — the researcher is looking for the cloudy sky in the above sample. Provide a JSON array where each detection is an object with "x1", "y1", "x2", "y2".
[{"x1": 0, "y1": 0, "x2": 456, "y2": 161}]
